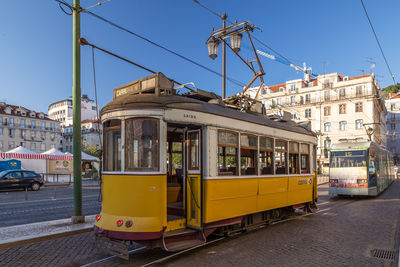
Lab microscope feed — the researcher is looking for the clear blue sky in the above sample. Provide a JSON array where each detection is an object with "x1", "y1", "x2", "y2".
[{"x1": 1, "y1": 0, "x2": 399, "y2": 113}]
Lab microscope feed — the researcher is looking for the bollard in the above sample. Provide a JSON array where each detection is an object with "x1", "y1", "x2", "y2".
[{"x1": 25, "y1": 187, "x2": 28, "y2": 201}]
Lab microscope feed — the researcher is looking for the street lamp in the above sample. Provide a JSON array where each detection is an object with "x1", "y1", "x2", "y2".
[
  {"x1": 230, "y1": 32, "x2": 243, "y2": 53},
  {"x1": 207, "y1": 37, "x2": 220, "y2": 60}
]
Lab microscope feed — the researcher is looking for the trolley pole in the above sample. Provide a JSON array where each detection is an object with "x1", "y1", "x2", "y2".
[{"x1": 71, "y1": 0, "x2": 84, "y2": 224}]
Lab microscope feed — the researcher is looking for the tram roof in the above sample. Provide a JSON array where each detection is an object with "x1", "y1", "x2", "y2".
[
  {"x1": 330, "y1": 141, "x2": 371, "y2": 151},
  {"x1": 102, "y1": 93, "x2": 315, "y2": 137}
]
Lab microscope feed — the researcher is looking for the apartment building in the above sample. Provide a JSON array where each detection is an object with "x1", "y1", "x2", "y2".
[
  {"x1": 248, "y1": 73, "x2": 386, "y2": 173},
  {"x1": 0, "y1": 102, "x2": 61, "y2": 153},
  {"x1": 63, "y1": 119, "x2": 102, "y2": 153},
  {"x1": 48, "y1": 94, "x2": 99, "y2": 152},
  {"x1": 385, "y1": 93, "x2": 400, "y2": 164}
]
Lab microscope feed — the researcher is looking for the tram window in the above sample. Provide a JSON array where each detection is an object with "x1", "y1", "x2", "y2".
[
  {"x1": 259, "y1": 137, "x2": 274, "y2": 175},
  {"x1": 330, "y1": 150, "x2": 367, "y2": 168},
  {"x1": 125, "y1": 118, "x2": 159, "y2": 171},
  {"x1": 169, "y1": 141, "x2": 183, "y2": 177},
  {"x1": 300, "y1": 143, "x2": 310, "y2": 173},
  {"x1": 289, "y1": 142, "x2": 299, "y2": 174},
  {"x1": 188, "y1": 132, "x2": 199, "y2": 170},
  {"x1": 275, "y1": 140, "x2": 288, "y2": 174},
  {"x1": 103, "y1": 119, "x2": 121, "y2": 171},
  {"x1": 218, "y1": 131, "x2": 238, "y2": 176},
  {"x1": 240, "y1": 134, "x2": 257, "y2": 175}
]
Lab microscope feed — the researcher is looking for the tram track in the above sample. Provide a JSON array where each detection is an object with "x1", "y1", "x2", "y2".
[{"x1": 81, "y1": 197, "x2": 357, "y2": 267}]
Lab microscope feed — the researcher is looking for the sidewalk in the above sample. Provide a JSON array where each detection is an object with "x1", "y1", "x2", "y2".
[{"x1": 0, "y1": 215, "x2": 96, "y2": 249}]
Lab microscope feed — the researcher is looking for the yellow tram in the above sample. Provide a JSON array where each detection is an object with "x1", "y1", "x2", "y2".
[{"x1": 94, "y1": 73, "x2": 318, "y2": 258}]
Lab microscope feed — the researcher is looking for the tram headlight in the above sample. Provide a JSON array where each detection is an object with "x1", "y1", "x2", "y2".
[{"x1": 116, "y1": 219, "x2": 124, "y2": 227}]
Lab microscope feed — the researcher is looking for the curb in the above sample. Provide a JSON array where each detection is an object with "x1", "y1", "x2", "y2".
[{"x1": 0, "y1": 227, "x2": 93, "y2": 249}]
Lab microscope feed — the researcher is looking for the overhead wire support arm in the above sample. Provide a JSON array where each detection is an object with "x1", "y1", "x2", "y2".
[{"x1": 80, "y1": 38, "x2": 197, "y2": 93}]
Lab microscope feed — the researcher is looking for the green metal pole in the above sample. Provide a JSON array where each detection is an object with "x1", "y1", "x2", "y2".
[{"x1": 72, "y1": 0, "x2": 84, "y2": 224}]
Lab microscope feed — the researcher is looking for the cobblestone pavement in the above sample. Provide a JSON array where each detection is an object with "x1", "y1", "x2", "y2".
[{"x1": 1, "y1": 181, "x2": 399, "y2": 267}]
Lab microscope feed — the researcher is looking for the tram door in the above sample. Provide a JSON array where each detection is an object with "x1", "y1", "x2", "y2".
[{"x1": 185, "y1": 130, "x2": 202, "y2": 229}]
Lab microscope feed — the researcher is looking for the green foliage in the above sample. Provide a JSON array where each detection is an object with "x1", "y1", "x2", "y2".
[
  {"x1": 83, "y1": 144, "x2": 101, "y2": 158},
  {"x1": 382, "y1": 84, "x2": 400, "y2": 99}
]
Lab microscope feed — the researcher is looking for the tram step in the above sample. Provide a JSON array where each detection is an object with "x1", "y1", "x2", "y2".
[
  {"x1": 164, "y1": 239, "x2": 205, "y2": 252},
  {"x1": 164, "y1": 228, "x2": 198, "y2": 237}
]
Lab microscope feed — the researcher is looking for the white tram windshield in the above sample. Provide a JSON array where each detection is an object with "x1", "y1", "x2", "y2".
[{"x1": 330, "y1": 150, "x2": 367, "y2": 168}]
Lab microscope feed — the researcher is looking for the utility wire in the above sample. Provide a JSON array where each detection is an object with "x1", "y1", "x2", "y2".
[
  {"x1": 54, "y1": 0, "x2": 245, "y2": 88},
  {"x1": 81, "y1": 9, "x2": 246, "y2": 88},
  {"x1": 360, "y1": 0, "x2": 396, "y2": 84}
]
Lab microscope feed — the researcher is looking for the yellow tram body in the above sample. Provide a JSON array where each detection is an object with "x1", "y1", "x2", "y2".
[{"x1": 94, "y1": 73, "x2": 318, "y2": 257}]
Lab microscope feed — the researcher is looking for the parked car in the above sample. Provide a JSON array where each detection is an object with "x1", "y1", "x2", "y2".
[{"x1": 0, "y1": 170, "x2": 44, "y2": 191}]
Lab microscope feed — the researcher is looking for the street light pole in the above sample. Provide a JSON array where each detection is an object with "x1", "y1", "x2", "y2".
[
  {"x1": 221, "y1": 13, "x2": 227, "y2": 99},
  {"x1": 72, "y1": 0, "x2": 84, "y2": 224}
]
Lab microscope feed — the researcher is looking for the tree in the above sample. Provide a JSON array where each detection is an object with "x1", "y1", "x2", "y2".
[
  {"x1": 382, "y1": 84, "x2": 400, "y2": 99},
  {"x1": 83, "y1": 144, "x2": 101, "y2": 158}
]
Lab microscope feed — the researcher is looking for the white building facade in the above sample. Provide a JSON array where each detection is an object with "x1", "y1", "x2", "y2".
[
  {"x1": 48, "y1": 94, "x2": 99, "y2": 152},
  {"x1": 385, "y1": 94, "x2": 400, "y2": 164},
  {"x1": 249, "y1": 73, "x2": 387, "y2": 173},
  {"x1": 0, "y1": 102, "x2": 61, "y2": 153}
]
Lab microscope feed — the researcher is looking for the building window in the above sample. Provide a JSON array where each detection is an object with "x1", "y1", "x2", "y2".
[
  {"x1": 40, "y1": 143, "x2": 46, "y2": 151},
  {"x1": 290, "y1": 84, "x2": 296, "y2": 93},
  {"x1": 92, "y1": 106, "x2": 97, "y2": 110},
  {"x1": 0, "y1": 117, "x2": 2, "y2": 125},
  {"x1": 391, "y1": 104, "x2": 396, "y2": 111},
  {"x1": 31, "y1": 121, "x2": 36, "y2": 129},
  {"x1": 276, "y1": 98, "x2": 282, "y2": 105},
  {"x1": 240, "y1": 134, "x2": 257, "y2": 175},
  {"x1": 20, "y1": 129, "x2": 26, "y2": 138},
  {"x1": 339, "y1": 104, "x2": 346, "y2": 114},
  {"x1": 355, "y1": 119, "x2": 364, "y2": 129},
  {"x1": 20, "y1": 142, "x2": 26, "y2": 148},
  {"x1": 391, "y1": 123, "x2": 396, "y2": 130},
  {"x1": 31, "y1": 131, "x2": 36, "y2": 138},
  {"x1": 391, "y1": 113, "x2": 396, "y2": 121},
  {"x1": 279, "y1": 87, "x2": 284, "y2": 92},
  {"x1": 275, "y1": 140, "x2": 287, "y2": 174},
  {"x1": 9, "y1": 118, "x2": 14, "y2": 126},
  {"x1": 305, "y1": 94, "x2": 311, "y2": 103},
  {"x1": 50, "y1": 123, "x2": 55, "y2": 131},
  {"x1": 339, "y1": 88, "x2": 346, "y2": 99},
  {"x1": 339, "y1": 121, "x2": 347, "y2": 131},
  {"x1": 291, "y1": 113, "x2": 297, "y2": 120},
  {"x1": 305, "y1": 109, "x2": 311, "y2": 118},
  {"x1": 259, "y1": 137, "x2": 274, "y2": 175},
  {"x1": 8, "y1": 141, "x2": 15, "y2": 149},
  {"x1": 20, "y1": 119, "x2": 25, "y2": 128},
  {"x1": 324, "y1": 122, "x2": 331, "y2": 132},
  {"x1": 324, "y1": 91, "x2": 330, "y2": 101},
  {"x1": 218, "y1": 131, "x2": 238, "y2": 176},
  {"x1": 290, "y1": 96, "x2": 296, "y2": 105},
  {"x1": 300, "y1": 96, "x2": 304, "y2": 104},
  {"x1": 0, "y1": 128, "x2": 2, "y2": 135},
  {"x1": 324, "y1": 106, "x2": 331, "y2": 116},
  {"x1": 9, "y1": 129, "x2": 15, "y2": 137},
  {"x1": 30, "y1": 143, "x2": 36, "y2": 150},
  {"x1": 355, "y1": 102, "x2": 363, "y2": 112},
  {"x1": 356, "y1": 86, "x2": 363, "y2": 96},
  {"x1": 41, "y1": 122, "x2": 46, "y2": 129}
]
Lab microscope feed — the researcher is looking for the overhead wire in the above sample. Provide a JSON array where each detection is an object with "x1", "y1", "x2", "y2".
[
  {"x1": 54, "y1": 0, "x2": 246, "y2": 88},
  {"x1": 360, "y1": 0, "x2": 396, "y2": 84}
]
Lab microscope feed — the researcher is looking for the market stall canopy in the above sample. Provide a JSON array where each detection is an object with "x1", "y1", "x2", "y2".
[
  {"x1": 82, "y1": 152, "x2": 99, "y2": 161},
  {"x1": 0, "y1": 146, "x2": 73, "y2": 160},
  {"x1": 7, "y1": 146, "x2": 38, "y2": 154},
  {"x1": 42, "y1": 148, "x2": 66, "y2": 156}
]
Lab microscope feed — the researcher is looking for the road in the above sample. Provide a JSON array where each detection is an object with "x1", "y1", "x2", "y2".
[
  {"x1": 0, "y1": 183, "x2": 101, "y2": 227},
  {"x1": 1, "y1": 181, "x2": 399, "y2": 266}
]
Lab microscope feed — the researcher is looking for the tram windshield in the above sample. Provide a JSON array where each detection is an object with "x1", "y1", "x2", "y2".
[{"x1": 330, "y1": 150, "x2": 367, "y2": 168}]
